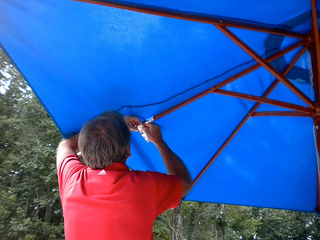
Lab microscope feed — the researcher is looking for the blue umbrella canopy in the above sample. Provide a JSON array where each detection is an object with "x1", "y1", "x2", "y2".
[{"x1": 1, "y1": 0, "x2": 319, "y2": 213}]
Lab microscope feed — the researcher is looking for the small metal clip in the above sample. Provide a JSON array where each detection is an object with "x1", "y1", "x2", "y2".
[{"x1": 145, "y1": 116, "x2": 154, "y2": 124}]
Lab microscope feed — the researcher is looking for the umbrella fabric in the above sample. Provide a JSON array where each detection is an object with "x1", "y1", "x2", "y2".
[{"x1": 0, "y1": 0, "x2": 318, "y2": 213}]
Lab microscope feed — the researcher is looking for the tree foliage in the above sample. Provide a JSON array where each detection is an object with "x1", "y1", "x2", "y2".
[
  {"x1": 0, "y1": 49, "x2": 63, "y2": 239},
  {"x1": 180, "y1": 202, "x2": 261, "y2": 240},
  {"x1": 1, "y1": 48, "x2": 320, "y2": 240}
]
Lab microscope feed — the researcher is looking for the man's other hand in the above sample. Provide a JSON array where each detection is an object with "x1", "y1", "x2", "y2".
[{"x1": 123, "y1": 116, "x2": 141, "y2": 132}]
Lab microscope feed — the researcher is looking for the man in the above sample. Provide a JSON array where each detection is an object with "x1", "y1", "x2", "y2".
[{"x1": 56, "y1": 111, "x2": 192, "y2": 240}]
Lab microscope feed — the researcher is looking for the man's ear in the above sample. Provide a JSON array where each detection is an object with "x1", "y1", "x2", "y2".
[{"x1": 125, "y1": 146, "x2": 131, "y2": 159}]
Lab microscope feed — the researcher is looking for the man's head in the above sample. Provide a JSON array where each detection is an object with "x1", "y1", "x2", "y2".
[{"x1": 78, "y1": 111, "x2": 131, "y2": 169}]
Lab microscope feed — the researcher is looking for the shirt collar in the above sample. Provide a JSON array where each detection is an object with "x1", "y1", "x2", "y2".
[{"x1": 106, "y1": 162, "x2": 130, "y2": 171}]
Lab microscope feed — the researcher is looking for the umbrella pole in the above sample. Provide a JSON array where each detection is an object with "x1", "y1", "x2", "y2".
[
  {"x1": 310, "y1": 0, "x2": 320, "y2": 212},
  {"x1": 313, "y1": 122, "x2": 320, "y2": 212}
]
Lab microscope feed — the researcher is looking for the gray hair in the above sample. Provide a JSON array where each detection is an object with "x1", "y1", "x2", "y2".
[{"x1": 78, "y1": 111, "x2": 130, "y2": 169}]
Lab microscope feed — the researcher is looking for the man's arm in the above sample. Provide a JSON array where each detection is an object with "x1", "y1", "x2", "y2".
[
  {"x1": 142, "y1": 124, "x2": 192, "y2": 198},
  {"x1": 56, "y1": 134, "x2": 79, "y2": 169}
]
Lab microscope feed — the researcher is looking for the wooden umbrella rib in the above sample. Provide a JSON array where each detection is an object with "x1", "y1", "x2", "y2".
[
  {"x1": 212, "y1": 47, "x2": 311, "y2": 115},
  {"x1": 252, "y1": 111, "x2": 310, "y2": 117},
  {"x1": 73, "y1": 0, "x2": 306, "y2": 39},
  {"x1": 192, "y1": 46, "x2": 308, "y2": 187},
  {"x1": 152, "y1": 41, "x2": 304, "y2": 121},
  {"x1": 213, "y1": 89, "x2": 311, "y2": 114},
  {"x1": 251, "y1": 46, "x2": 311, "y2": 117},
  {"x1": 209, "y1": 41, "x2": 304, "y2": 91},
  {"x1": 216, "y1": 25, "x2": 315, "y2": 110}
]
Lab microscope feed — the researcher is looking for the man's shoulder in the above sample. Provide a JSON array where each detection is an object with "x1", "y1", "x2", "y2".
[
  {"x1": 59, "y1": 154, "x2": 82, "y2": 166},
  {"x1": 58, "y1": 154, "x2": 87, "y2": 176}
]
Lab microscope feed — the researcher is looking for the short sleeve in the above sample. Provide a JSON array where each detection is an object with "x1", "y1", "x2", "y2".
[
  {"x1": 58, "y1": 154, "x2": 86, "y2": 201},
  {"x1": 149, "y1": 171, "x2": 183, "y2": 216}
]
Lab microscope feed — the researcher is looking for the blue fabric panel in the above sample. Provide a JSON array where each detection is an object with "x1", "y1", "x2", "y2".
[
  {"x1": 97, "y1": 0, "x2": 312, "y2": 32},
  {"x1": 0, "y1": 0, "x2": 318, "y2": 212},
  {"x1": 186, "y1": 116, "x2": 316, "y2": 212}
]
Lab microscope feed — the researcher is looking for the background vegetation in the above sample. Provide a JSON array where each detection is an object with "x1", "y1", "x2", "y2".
[{"x1": 1, "y1": 48, "x2": 320, "y2": 240}]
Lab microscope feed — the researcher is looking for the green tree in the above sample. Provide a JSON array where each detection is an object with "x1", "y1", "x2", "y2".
[
  {"x1": 0, "y1": 48, "x2": 63, "y2": 239},
  {"x1": 181, "y1": 202, "x2": 261, "y2": 240},
  {"x1": 254, "y1": 207, "x2": 320, "y2": 240},
  {"x1": 154, "y1": 209, "x2": 174, "y2": 239}
]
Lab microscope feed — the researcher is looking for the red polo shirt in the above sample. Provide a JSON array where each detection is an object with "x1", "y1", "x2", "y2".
[{"x1": 58, "y1": 155, "x2": 183, "y2": 240}]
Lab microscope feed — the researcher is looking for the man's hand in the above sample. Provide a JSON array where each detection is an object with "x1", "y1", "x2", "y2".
[
  {"x1": 139, "y1": 123, "x2": 163, "y2": 145},
  {"x1": 123, "y1": 116, "x2": 141, "y2": 132}
]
